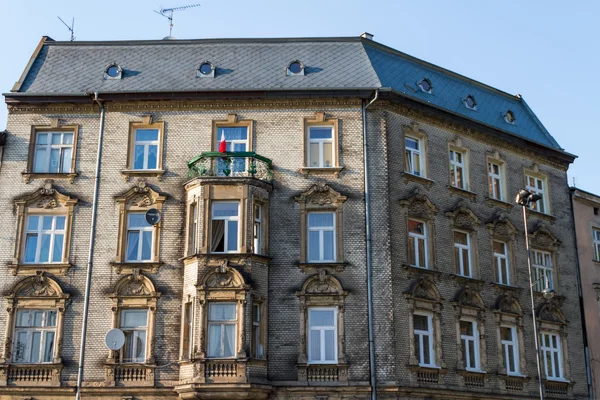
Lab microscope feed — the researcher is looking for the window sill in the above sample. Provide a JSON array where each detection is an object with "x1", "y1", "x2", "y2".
[
  {"x1": 299, "y1": 166, "x2": 344, "y2": 178},
  {"x1": 8, "y1": 262, "x2": 72, "y2": 276},
  {"x1": 22, "y1": 172, "x2": 78, "y2": 184},
  {"x1": 485, "y1": 196, "x2": 514, "y2": 209},
  {"x1": 447, "y1": 185, "x2": 477, "y2": 200},
  {"x1": 402, "y1": 172, "x2": 434, "y2": 187},
  {"x1": 488, "y1": 282, "x2": 522, "y2": 292},
  {"x1": 525, "y1": 208, "x2": 557, "y2": 222},
  {"x1": 449, "y1": 274, "x2": 485, "y2": 287},
  {"x1": 111, "y1": 261, "x2": 164, "y2": 274},
  {"x1": 298, "y1": 261, "x2": 347, "y2": 274},
  {"x1": 402, "y1": 264, "x2": 441, "y2": 277},
  {"x1": 120, "y1": 169, "x2": 166, "y2": 182}
]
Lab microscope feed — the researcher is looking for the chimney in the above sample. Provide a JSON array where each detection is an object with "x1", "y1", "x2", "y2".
[{"x1": 360, "y1": 32, "x2": 374, "y2": 40}]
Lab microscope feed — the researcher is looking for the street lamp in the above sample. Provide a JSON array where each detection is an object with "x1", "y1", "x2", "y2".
[{"x1": 515, "y1": 189, "x2": 552, "y2": 400}]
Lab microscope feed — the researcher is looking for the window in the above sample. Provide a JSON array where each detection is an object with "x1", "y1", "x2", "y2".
[
  {"x1": 32, "y1": 132, "x2": 74, "y2": 174},
  {"x1": 13, "y1": 310, "x2": 57, "y2": 364},
  {"x1": 418, "y1": 78, "x2": 433, "y2": 93},
  {"x1": 308, "y1": 212, "x2": 336, "y2": 262},
  {"x1": 253, "y1": 204, "x2": 262, "y2": 255},
  {"x1": 594, "y1": 228, "x2": 600, "y2": 261},
  {"x1": 188, "y1": 202, "x2": 198, "y2": 256},
  {"x1": 120, "y1": 309, "x2": 148, "y2": 363},
  {"x1": 501, "y1": 325, "x2": 520, "y2": 375},
  {"x1": 526, "y1": 175, "x2": 547, "y2": 213},
  {"x1": 494, "y1": 241, "x2": 510, "y2": 285},
  {"x1": 23, "y1": 215, "x2": 66, "y2": 264},
  {"x1": 504, "y1": 110, "x2": 516, "y2": 124},
  {"x1": 211, "y1": 202, "x2": 240, "y2": 253},
  {"x1": 454, "y1": 231, "x2": 472, "y2": 277},
  {"x1": 408, "y1": 219, "x2": 428, "y2": 268},
  {"x1": 450, "y1": 149, "x2": 466, "y2": 190},
  {"x1": 405, "y1": 136, "x2": 423, "y2": 176},
  {"x1": 252, "y1": 303, "x2": 264, "y2": 359},
  {"x1": 460, "y1": 320, "x2": 480, "y2": 371},
  {"x1": 198, "y1": 61, "x2": 215, "y2": 78},
  {"x1": 126, "y1": 213, "x2": 154, "y2": 262},
  {"x1": 132, "y1": 128, "x2": 160, "y2": 170},
  {"x1": 287, "y1": 60, "x2": 305, "y2": 76},
  {"x1": 124, "y1": 118, "x2": 165, "y2": 177},
  {"x1": 540, "y1": 332, "x2": 564, "y2": 380},
  {"x1": 532, "y1": 250, "x2": 553, "y2": 291},
  {"x1": 413, "y1": 313, "x2": 435, "y2": 367},
  {"x1": 308, "y1": 126, "x2": 334, "y2": 168},
  {"x1": 207, "y1": 303, "x2": 237, "y2": 358},
  {"x1": 104, "y1": 64, "x2": 122, "y2": 79},
  {"x1": 216, "y1": 126, "x2": 249, "y2": 174},
  {"x1": 308, "y1": 307, "x2": 337, "y2": 364},
  {"x1": 182, "y1": 302, "x2": 193, "y2": 360},
  {"x1": 488, "y1": 162, "x2": 503, "y2": 201},
  {"x1": 463, "y1": 95, "x2": 477, "y2": 110}
]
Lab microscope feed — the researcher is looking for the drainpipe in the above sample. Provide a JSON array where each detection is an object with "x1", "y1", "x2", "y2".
[
  {"x1": 75, "y1": 92, "x2": 105, "y2": 400},
  {"x1": 362, "y1": 89, "x2": 379, "y2": 400}
]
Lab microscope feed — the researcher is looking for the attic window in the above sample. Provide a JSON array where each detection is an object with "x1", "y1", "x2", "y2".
[
  {"x1": 197, "y1": 62, "x2": 215, "y2": 78},
  {"x1": 104, "y1": 64, "x2": 122, "y2": 80},
  {"x1": 418, "y1": 78, "x2": 433, "y2": 94},
  {"x1": 463, "y1": 95, "x2": 477, "y2": 110},
  {"x1": 287, "y1": 60, "x2": 304, "y2": 76},
  {"x1": 504, "y1": 110, "x2": 516, "y2": 124}
]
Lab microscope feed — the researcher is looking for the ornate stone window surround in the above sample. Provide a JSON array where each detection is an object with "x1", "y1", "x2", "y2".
[
  {"x1": 452, "y1": 288, "x2": 487, "y2": 379},
  {"x1": 400, "y1": 188, "x2": 438, "y2": 270},
  {"x1": 529, "y1": 224, "x2": 561, "y2": 293},
  {"x1": 447, "y1": 202, "x2": 481, "y2": 279},
  {"x1": 295, "y1": 184, "x2": 347, "y2": 272},
  {"x1": 105, "y1": 272, "x2": 161, "y2": 387},
  {"x1": 402, "y1": 122, "x2": 429, "y2": 179},
  {"x1": 121, "y1": 115, "x2": 166, "y2": 181},
  {"x1": 300, "y1": 112, "x2": 343, "y2": 178},
  {"x1": 113, "y1": 182, "x2": 166, "y2": 274},
  {"x1": 493, "y1": 292, "x2": 527, "y2": 379},
  {"x1": 10, "y1": 183, "x2": 78, "y2": 276},
  {"x1": 536, "y1": 300, "x2": 571, "y2": 385},
  {"x1": 486, "y1": 213, "x2": 518, "y2": 286},
  {"x1": 296, "y1": 271, "x2": 348, "y2": 383},
  {"x1": 23, "y1": 120, "x2": 79, "y2": 184},
  {"x1": 0, "y1": 274, "x2": 69, "y2": 387}
]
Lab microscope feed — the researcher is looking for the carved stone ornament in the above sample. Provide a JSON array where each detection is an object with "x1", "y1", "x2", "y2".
[
  {"x1": 495, "y1": 292, "x2": 522, "y2": 315},
  {"x1": 114, "y1": 181, "x2": 166, "y2": 208},
  {"x1": 15, "y1": 181, "x2": 78, "y2": 210},
  {"x1": 400, "y1": 187, "x2": 438, "y2": 219},
  {"x1": 297, "y1": 270, "x2": 347, "y2": 297},
  {"x1": 486, "y1": 212, "x2": 517, "y2": 241},
  {"x1": 454, "y1": 287, "x2": 485, "y2": 310},
  {"x1": 446, "y1": 201, "x2": 480, "y2": 231},
  {"x1": 113, "y1": 270, "x2": 156, "y2": 296},
  {"x1": 405, "y1": 277, "x2": 441, "y2": 302},
  {"x1": 530, "y1": 223, "x2": 560, "y2": 249},
  {"x1": 537, "y1": 300, "x2": 566, "y2": 324},
  {"x1": 9, "y1": 273, "x2": 64, "y2": 298},
  {"x1": 294, "y1": 183, "x2": 348, "y2": 208},
  {"x1": 201, "y1": 263, "x2": 245, "y2": 290}
]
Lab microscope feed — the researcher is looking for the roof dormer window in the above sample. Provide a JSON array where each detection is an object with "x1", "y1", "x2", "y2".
[
  {"x1": 504, "y1": 110, "x2": 516, "y2": 124},
  {"x1": 104, "y1": 63, "x2": 122, "y2": 80},
  {"x1": 463, "y1": 95, "x2": 477, "y2": 110},
  {"x1": 418, "y1": 78, "x2": 433, "y2": 94},
  {"x1": 197, "y1": 61, "x2": 215, "y2": 78},
  {"x1": 287, "y1": 60, "x2": 305, "y2": 76}
]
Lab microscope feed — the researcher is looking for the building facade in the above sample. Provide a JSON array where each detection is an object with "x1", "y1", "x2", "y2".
[{"x1": 0, "y1": 35, "x2": 589, "y2": 399}]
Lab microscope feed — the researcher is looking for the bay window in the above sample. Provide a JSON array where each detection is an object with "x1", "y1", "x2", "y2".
[{"x1": 211, "y1": 202, "x2": 240, "y2": 253}]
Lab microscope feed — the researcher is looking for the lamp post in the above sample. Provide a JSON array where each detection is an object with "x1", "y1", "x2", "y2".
[{"x1": 515, "y1": 189, "x2": 555, "y2": 400}]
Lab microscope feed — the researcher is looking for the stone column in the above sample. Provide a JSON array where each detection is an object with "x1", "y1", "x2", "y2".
[
  {"x1": 53, "y1": 307, "x2": 65, "y2": 363},
  {"x1": 147, "y1": 306, "x2": 157, "y2": 363}
]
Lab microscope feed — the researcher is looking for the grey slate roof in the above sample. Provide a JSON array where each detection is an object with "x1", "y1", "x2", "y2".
[{"x1": 10, "y1": 36, "x2": 562, "y2": 150}]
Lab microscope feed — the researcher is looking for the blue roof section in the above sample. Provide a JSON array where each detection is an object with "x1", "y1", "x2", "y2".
[{"x1": 362, "y1": 42, "x2": 561, "y2": 149}]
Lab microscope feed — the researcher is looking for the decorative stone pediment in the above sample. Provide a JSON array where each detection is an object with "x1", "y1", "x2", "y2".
[
  {"x1": 114, "y1": 181, "x2": 166, "y2": 209},
  {"x1": 454, "y1": 287, "x2": 485, "y2": 310},
  {"x1": 495, "y1": 292, "x2": 522, "y2": 315},
  {"x1": 537, "y1": 300, "x2": 566, "y2": 324},
  {"x1": 400, "y1": 187, "x2": 438, "y2": 219},
  {"x1": 530, "y1": 223, "x2": 560, "y2": 250},
  {"x1": 112, "y1": 270, "x2": 158, "y2": 297},
  {"x1": 7, "y1": 273, "x2": 67, "y2": 300},
  {"x1": 15, "y1": 181, "x2": 78, "y2": 210},
  {"x1": 406, "y1": 277, "x2": 441, "y2": 303},
  {"x1": 294, "y1": 183, "x2": 347, "y2": 209},
  {"x1": 298, "y1": 269, "x2": 346, "y2": 296},
  {"x1": 446, "y1": 201, "x2": 480, "y2": 231},
  {"x1": 200, "y1": 261, "x2": 247, "y2": 290},
  {"x1": 486, "y1": 212, "x2": 517, "y2": 241}
]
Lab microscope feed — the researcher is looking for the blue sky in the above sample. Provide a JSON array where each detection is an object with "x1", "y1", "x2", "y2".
[{"x1": 1, "y1": 1, "x2": 598, "y2": 194}]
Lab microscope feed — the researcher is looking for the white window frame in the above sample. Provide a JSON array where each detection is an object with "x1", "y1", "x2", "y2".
[
  {"x1": 408, "y1": 219, "x2": 428, "y2": 269},
  {"x1": 450, "y1": 149, "x2": 467, "y2": 190},
  {"x1": 33, "y1": 131, "x2": 74, "y2": 173},
  {"x1": 307, "y1": 126, "x2": 334, "y2": 168},
  {"x1": 532, "y1": 249, "x2": 554, "y2": 291},
  {"x1": 593, "y1": 228, "x2": 600, "y2": 261},
  {"x1": 211, "y1": 201, "x2": 240, "y2": 254},
  {"x1": 494, "y1": 240, "x2": 510, "y2": 285},
  {"x1": 119, "y1": 309, "x2": 148, "y2": 363},
  {"x1": 460, "y1": 319, "x2": 480, "y2": 371},
  {"x1": 488, "y1": 161, "x2": 503, "y2": 201},
  {"x1": 252, "y1": 303, "x2": 263, "y2": 359},
  {"x1": 125, "y1": 212, "x2": 155, "y2": 262},
  {"x1": 405, "y1": 136, "x2": 423, "y2": 176},
  {"x1": 307, "y1": 307, "x2": 338, "y2": 364},
  {"x1": 454, "y1": 230, "x2": 472, "y2": 277},
  {"x1": 540, "y1": 332, "x2": 564, "y2": 380},
  {"x1": 501, "y1": 325, "x2": 520, "y2": 375},
  {"x1": 307, "y1": 211, "x2": 336, "y2": 262},
  {"x1": 188, "y1": 202, "x2": 198, "y2": 256},
  {"x1": 413, "y1": 312, "x2": 436, "y2": 367},
  {"x1": 207, "y1": 302, "x2": 238, "y2": 359},
  {"x1": 526, "y1": 175, "x2": 547, "y2": 214},
  {"x1": 23, "y1": 215, "x2": 67, "y2": 264},
  {"x1": 253, "y1": 204, "x2": 262, "y2": 255},
  {"x1": 12, "y1": 309, "x2": 57, "y2": 364},
  {"x1": 132, "y1": 128, "x2": 160, "y2": 170}
]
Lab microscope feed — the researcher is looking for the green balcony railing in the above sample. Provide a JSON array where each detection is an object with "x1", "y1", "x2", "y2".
[{"x1": 187, "y1": 152, "x2": 273, "y2": 183}]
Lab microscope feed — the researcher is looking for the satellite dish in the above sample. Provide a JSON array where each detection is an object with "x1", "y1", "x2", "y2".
[
  {"x1": 145, "y1": 208, "x2": 161, "y2": 225},
  {"x1": 105, "y1": 328, "x2": 125, "y2": 351}
]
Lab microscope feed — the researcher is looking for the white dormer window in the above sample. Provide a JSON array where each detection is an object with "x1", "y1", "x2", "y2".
[
  {"x1": 197, "y1": 61, "x2": 215, "y2": 78},
  {"x1": 463, "y1": 95, "x2": 477, "y2": 110},
  {"x1": 287, "y1": 60, "x2": 305, "y2": 76},
  {"x1": 504, "y1": 110, "x2": 516, "y2": 124},
  {"x1": 104, "y1": 63, "x2": 122, "y2": 80},
  {"x1": 418, "y1": 78, "x2": 433, "y2": 94}
]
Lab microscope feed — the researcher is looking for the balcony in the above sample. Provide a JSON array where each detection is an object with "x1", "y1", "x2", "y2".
[
  {"x1": 187, "y1": 152, "x2": 273, "y2": 183},
  {"x1": 1, "y1": 364, "x2": 62, "y2": 387}
]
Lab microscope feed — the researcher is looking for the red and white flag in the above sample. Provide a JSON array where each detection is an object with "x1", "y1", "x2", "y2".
[{"x1": 218, "y1": 132, "x2": 227, "y2": 153}]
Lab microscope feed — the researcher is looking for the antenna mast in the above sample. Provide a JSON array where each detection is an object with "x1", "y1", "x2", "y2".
[
  {"x1": 154, "y1": 3, "x2": 201, "y2": 37},
  {"x1": 57, "y1": 16, "x2": 75, "y2": 41}
]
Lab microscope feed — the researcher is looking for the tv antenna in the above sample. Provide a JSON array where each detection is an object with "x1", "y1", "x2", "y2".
[
  {"x1": 57, "y1": 16, "x2": 75, "y2": 41},
  {"x1": 154, "y1": 3, "x2": 201, "y2": 37}
]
